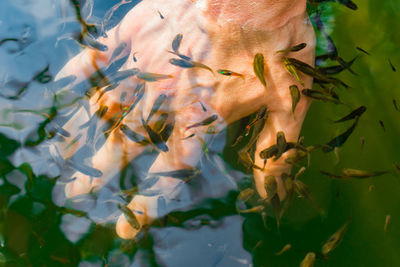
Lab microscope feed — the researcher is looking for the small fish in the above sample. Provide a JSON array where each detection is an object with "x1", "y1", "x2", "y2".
[
  {"x1": 238, "y1": 205, "x2": 265, "y2": 214},
  {"x1": 199, "y1": 101, "x2": 207, "y2": 112},
  {"x1": 50, "y1": 255, "x2": 70, "y2": 264},
  {"x1": 232, "y1": 106, "x2": 267, "y2": 147},
  {"x1": 139, "y1": 176, "x2": 161, "y2": 192},
  {"x1": 269, "y1": 193, "x2": 281, "y2": 228},
  {"x1": 323, "y1": 117, "x2": 359, "y2": 152},
  {"x1": 104, "y1": 54, "x2": 130, "y2": 76},
  {"x1": 280, "y1": 174, "x2": 294, "y2": 217},
  {"x1": 253, "y1": 53, "x2": 267, "y2": 87},
  {"x1": 32, "y1": 230, "x2": 46, "y2": 248},
  {"x1": 286, "y1": 57, "x2": 340, "y2": 85},
  {"x1": 118, "y1": 186, "x2": 139, "y2": 198},
  {"x1": 260, "y1": 142, "x2": 299, "y2": 161},
  {"x1": 141, "y1": 118, "x2": 169, "y2": 152},
  {"x1": 393, "y1": 99, "x2": 400, "y2": 112},
  {"x1": 238, "y1": 150, "x2": 262, "y2": 170},
  {"x1": 356, "y1": 46, "x2": 370, "y2": 55},
  {"x1": 275, "y1": 244, "x2": 292, "y2": 256},
  {"x1": 80, "y1": 105, "x2": 108, "y2": 143},
  {"x1": 132, "y1": 52, "x2": 137, "y2": 62},
  {"x1": 289, "y1": 85, "x2": 301, "y2": 113},
  {"x1": 110, "y1": 42, "x2": 127, "y2": 62},
  {"x1": 108, "y1": 68, "x2": 140, "y2": 84},
  {"x1": 79, "y1": 35, "x2": 108, "y2": 51},
  {"x1": 379, "y1": 120, "x2": 385, "y2": 131},
  {"x1": 119, "y1": 124, "x2": 149, "y2": 145},
  {"x1": 322, "y1": 221, "x2": 350, "y2": 256},
  {"x1": 300, "y1": 252, "x2": 316, "y2": 267},
  {"x1": 336, "y1": 56, "x2": 359, "y2": 76},
  {"x1": 320, "y1": 171, "x2": 343, "y2": 179},
  {"x1": 149, "y1": 168, "x2": 200, "y2": 179},
  {"x1": 50, "y1": 75, "x2": 77, "y2": 92},
  {"x1": 298, "y1": 136, "x2": 305, "y2": 145},
  {"x1": 260, "y1": 144, "x2": 279, "y2": 159},
  {"x1": 67, "y1": 159, "x2": 103, "y2": 178},
  {"x1": 169, "y1": 58, "x2": 194, "y2": 68},
  {"x1": 160, "y1": 122, "x2": 174, "y2": 142},
  {"x1": 341, "y1": 168, "x2": 388, "y2": 178},
  {"x1": 118, "y1": 204, "x2": 140, "y2": 230},
  {"x1": 153, "y1": 113, "x2": 169, "y2": 133},
  {"x1": 104, "y1": 84, "x2": 145, "y2": 134},
  {"x1": 217, "y1": 69, "x2": 244, "y2": 78},
  {"x1": 59, "y1": 206, "x2": 87, "y2": 217},
  {"x1": 318, "y1": 64, "x2": 348, "y2": 75},
  {"x1": 264, "y1": 175, "x2": 277, "y2": 201},
  {"x1": 231, "y1": 135, "x2": 244, "y2": 147},
  {"x1": 187, "y1": 114, "x2": 218, "y2": 130},
  {"x1": 237, "y1": 188, "x2": 255, "y2": 202},
  {"x1": 334, "y1": 147, "x2": 340, "y2": 163},
  {"x1": 172, "y1": 34, "x2": 183, "y2": 52},
  {"x1": 339, "y1": 0, "x2": 358, "y2": 10},
  {"x1": 275, "y1": 131, "x2": 287, "y2": 160},
  {"x1": 276, "y1": 43, "x2": 307, "y2": 53},
  {"x1": 333, "y1": 106, "x2": 366, "y2": 123},
  {"x1": 182, "y1": 133, "x2": 195, "y2": 140},
  {"x1": 236, "y1": 115, "x2": 266, "y2": 165},
  {"x1": 384, "y1": 215, "x2": 391, "y2": 232},
  {"x1": 167, "y1": 50, "x2": 192, "y2": 61},
  {"x1": 253, "y1": 240, "x2": 264, "y2": 252},
  {"x1": 388, "y1": 59, "x2": 396, "y2": 72},
  {"x1": 232, "y1": 113, "x2": 268, "y2": 151},
  {"x1": 245, "y1": 105, "x2": 268, "y2": 136},
  {"x1": 302, "y1": 89, "x2": 343, "y2": 104},
  {"x1": 294, "y1": 180, "x2": 323, "y2": 215},
  {"x1": 294, "y1": 166, "x2": 307, "y2": 180},
  {"x1": 369, "y1": 185, "x2": 375, "y2": 191},
  {"x1": 169, "y1": 58, "x2": 213, "y2": 73},
  {"x1": 146, "y1": 94, "x2": 167, "y2": 123},
  {"x1": 58, "y1": 177, "x2": 78, "y2": 185},
  {"x1": 282, "y1": 57, "x2": 304, "y2": 86},
  {"x1": 136, "y1": 72, "x2": 173, "y2": 82},
  {"x1": 322, "y1": 169, "x2": 388, "y2": 179},
  {"x1": 157, "y1": 10, "x2": 164, "y2": 19}
]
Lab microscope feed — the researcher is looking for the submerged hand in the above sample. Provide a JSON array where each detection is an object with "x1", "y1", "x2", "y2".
[{"x1": 56, "y1": 0, "x2": 315, "y2": 239}]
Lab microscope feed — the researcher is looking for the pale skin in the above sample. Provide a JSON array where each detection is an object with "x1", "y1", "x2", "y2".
[{"x1": 56, "y1": 0, "x2": 315, "y2": 239}]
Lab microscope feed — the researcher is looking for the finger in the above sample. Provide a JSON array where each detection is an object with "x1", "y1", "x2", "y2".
[
  {"x1": 253, "y1": 107, "x2": 311, "y2": 200},
  {"x1": 116, "y1": 177, "x2": 189, "y2": 239},
  {"x1": 62, "y1": 78, "x2": 147, "y2": 197},
  {"x1": 64, "y1": 67, "x2": 184, "y2": 198},
  {"x1": 115, "y1": 94, "x2": 224, "y2": 238},
  {"x1": 253, "y1": 16, "x2": 315, "y2": 200},
  {"x1": 64, "y1": 129, "x2": 147, "y2": 197}
]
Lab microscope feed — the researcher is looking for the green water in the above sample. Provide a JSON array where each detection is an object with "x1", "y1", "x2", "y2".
[
  {"x1": 262, "y1": 1, "x2": 400, "y2": 266},
  {"x1": 1, "y1": 1, "x2": 400, "y2": 266}
]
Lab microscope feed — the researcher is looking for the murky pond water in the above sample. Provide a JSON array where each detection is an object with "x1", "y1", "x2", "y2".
[{"x1": 1, "y1": 0, "x2": 400, "y2": 266}]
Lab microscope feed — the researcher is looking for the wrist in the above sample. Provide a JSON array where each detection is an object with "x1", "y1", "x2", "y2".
[{"x1": 196, "y1": 0, "x2": 307, "y2": 31}]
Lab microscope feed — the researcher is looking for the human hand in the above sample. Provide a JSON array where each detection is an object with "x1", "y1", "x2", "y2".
[{"x1": 55, "y1": 0, "x2": 315, "y2": 239}]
